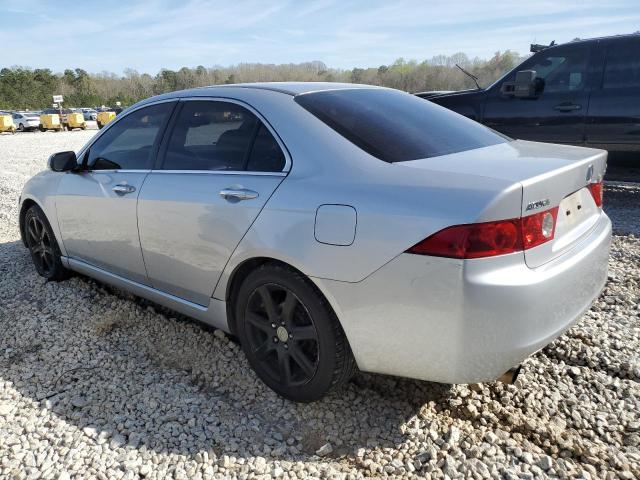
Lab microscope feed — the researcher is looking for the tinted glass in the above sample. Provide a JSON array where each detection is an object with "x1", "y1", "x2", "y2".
[
  {"x1": 87, "y1": 102, "x2": 173, "y2": 170},
  {"x1": 603, "y1": 40, "x2": 640, "y2": 89},
  {"x1": 512, "y1": 46, "x2": 589, "y2": 93},
  {"x1": 295, "y1": 89, "x2": 508, "y2": 162},
  {"x1": 163, "y1": 101, "x2": 260, "y2": 171},
  {"x1": 246, "y1": 124, "x2": 286, "y2": 172}
]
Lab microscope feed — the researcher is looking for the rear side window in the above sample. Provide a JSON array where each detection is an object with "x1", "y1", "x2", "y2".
[
  {"x1": 295, "y1": 89, "x2": 507, "y2": 163},
  {"x1": 603, "y1": 40, "x2": 640, "y2": 89},
  {"x1": 162, "y1": 101, "x2": 285, "y2": 172},
  {"x1": 246, "y1": 124, "x2": 286, "y2": 172},
  {"x1": 88, "y1": 102, "x2": 174, "y2": 170}
]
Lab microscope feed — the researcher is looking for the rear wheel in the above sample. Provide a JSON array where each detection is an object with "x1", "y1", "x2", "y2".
[
  {"x1": 24, "y1": 205, "x2": 70, "y2": 281},
  {"x1": 235, "y1": 264, "x2": 356, "y2": 402}
]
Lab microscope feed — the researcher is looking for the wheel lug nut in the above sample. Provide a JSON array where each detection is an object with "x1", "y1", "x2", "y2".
[
  {"x1": 284, "y1": 344, "x2": 288, "y2": 349},
  {"x1": 273, "y1": 338, "x2": 278, "y2": 343},
  {"x1": 271, "y1": 323, "x2": 276, "y2": 328}
]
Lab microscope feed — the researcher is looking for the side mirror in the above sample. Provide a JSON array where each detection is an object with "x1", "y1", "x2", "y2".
[
  {"x1": 48, "y1": 151, "x2": 78, "y2": 172},
  {"x1": 500, "y1": 70, "x2": 541, "y2": 98}
]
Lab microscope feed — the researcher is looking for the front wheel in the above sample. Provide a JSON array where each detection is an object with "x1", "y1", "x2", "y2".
[
  {"x1": 18, "y1": 123, "x2": 24, "y2": 132},
  {"x1": 235, "y1": 264, "x2": 356, "y2": 402},
  {"x1": 24, "y1": 205, "x2": 70, "y2": 281}
]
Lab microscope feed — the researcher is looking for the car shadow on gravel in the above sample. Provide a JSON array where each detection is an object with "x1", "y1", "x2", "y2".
[{"x1": 0, "y1": 239, "x2": 454, "y2": 465}]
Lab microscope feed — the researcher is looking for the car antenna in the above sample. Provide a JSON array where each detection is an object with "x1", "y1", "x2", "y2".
[{"x1": 455, "y1": 64, "x2": 481, "y2": 90}]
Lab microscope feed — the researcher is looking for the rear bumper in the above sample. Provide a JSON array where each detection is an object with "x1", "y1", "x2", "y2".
[{"x1": 316, "y1": 212, "x2": 612, "y2": 384}]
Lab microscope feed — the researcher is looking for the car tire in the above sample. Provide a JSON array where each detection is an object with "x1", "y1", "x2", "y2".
[
  {"x1": 18, "y1": 123, "x2": 24, "y2": 132},
  {"x1": 24, "y1": 205, "x2": 70, "y2": 281},
  {"x1": 235, "y1": 264, "x2": 356, "y2": 402}
]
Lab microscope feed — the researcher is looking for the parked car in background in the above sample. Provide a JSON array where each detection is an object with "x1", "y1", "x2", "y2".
[
  {"x1": 81, "y1": 108, "x2": 98, "y2": 121},
  {"x1": 12, "y1": 112, "x2": 41, "y2": 131},
  {"x1": 419, "y1": 34, "x2": 640, "y2": 158},
  {"x1": 20, "y1": 83, "x2": 611, "y2": 401}
]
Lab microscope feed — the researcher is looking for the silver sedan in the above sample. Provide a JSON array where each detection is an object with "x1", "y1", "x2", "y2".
[{"x1": 19, "y1": 83, "x2": 611, "y2": 401}]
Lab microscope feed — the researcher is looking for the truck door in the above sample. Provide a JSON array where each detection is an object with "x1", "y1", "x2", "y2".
[
  {"x1": 483, "y1": 44, "x2": 591, "y2": 144},
  {"x1": 586, "y1": 37, "x2": 640, "y2": 150}
]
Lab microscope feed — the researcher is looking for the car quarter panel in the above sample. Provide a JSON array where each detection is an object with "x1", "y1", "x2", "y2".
[{"x1": 312, "y1": 212, "x2": 611, "y2": 382}]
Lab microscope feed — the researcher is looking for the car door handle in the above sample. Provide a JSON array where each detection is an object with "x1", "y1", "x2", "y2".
[
  {"x1": 554, "y1": 103, "x2": 582, "y2": 112},
  {"x1": 219, "y1": 188, "x2": 259, "y2": 201},
  {"x1": 113, "y1": 184, "x2": 136, "y2": 195}
]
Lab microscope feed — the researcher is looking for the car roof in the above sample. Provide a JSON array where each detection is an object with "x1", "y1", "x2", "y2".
[
  {"x1": 131, "y1": 82, "x2": 386, "y2": 110},
  {"x1": 194, "y1": 82, "x2": 381, "y2": 96}
]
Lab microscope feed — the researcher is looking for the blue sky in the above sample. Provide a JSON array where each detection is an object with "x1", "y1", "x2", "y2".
[{"x1": 2, "y1": 0, "x2": 639, "y2": 74}]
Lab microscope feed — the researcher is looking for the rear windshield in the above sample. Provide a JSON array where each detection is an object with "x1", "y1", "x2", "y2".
[{"x1": 295, "y1": 88, "x2": 508, "y2": 163}]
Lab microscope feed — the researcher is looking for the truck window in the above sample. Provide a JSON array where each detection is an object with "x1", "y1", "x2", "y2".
[
  {"x1": 603, "y1": 41, "x2": 640, "y2": 89},
  {"x1": 504, "y1": 45, "x2": 589, "y2": 94}
]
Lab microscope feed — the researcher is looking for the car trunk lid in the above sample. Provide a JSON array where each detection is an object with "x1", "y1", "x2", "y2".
[{"x1": 399, "y1": 140, "x2": 607, "y2": 268}]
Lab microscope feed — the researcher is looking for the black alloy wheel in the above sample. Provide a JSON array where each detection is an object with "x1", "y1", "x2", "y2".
[
  {"x1": 236, "y1": 264, "x2": 356, "y2": 402},
  {"x1": 26, "y1": 214, "x2": 56, "y2": 276},
  {"x1": 24, "y1": 206, "x2": 70, "y2": 281},
  {"x1": 244, "y1": 283, "x2": 320, "y2": 387}
]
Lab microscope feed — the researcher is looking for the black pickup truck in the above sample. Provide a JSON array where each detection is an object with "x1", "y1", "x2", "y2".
[{"x1": 418, "y1": 34, "x2": 640, "y2": 159}]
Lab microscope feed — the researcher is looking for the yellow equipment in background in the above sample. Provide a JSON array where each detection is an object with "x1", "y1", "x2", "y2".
[
  {"x1": 96, "y1": 111, "x2": 116, "y2": 129},
  {"x1": 67, "y1": 112, "x2": 86, "y2": 131},
  {"x1": 0, "y1": 114, "x2": 16, "y2": 134},
  {"x1": 40, "y1": 114, "x2": 63, "y2": 132}
]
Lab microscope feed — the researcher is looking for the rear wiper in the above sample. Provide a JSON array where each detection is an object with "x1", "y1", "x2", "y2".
[{"x1": 456, "y1": 64, "x2": 481, "y2": 90}]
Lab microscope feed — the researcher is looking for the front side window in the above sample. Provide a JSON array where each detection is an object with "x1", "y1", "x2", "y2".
[
  {"x1": 603, "y1": 40, "x2": 640, "y2": 89},
  {"x1": 162, "y1": 101, "x2": 285, "y2": 172},
  {"x1": 87, "y1": 102, "x2": 174, "y2": 170},
  {"x1": 508, "y1": 46, "x2": 589, "y2": 94},
  {"x1": 295, "y1": 88, "x2": 507, "y2": 163}
]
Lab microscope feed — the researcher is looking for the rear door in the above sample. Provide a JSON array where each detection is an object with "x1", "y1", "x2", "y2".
[
  {"x1": 482, "y1": 44, "x2": 592, "y2": 144},
  {"x1": 56, "y1": 101, "x2": 176, "y2": 284},
  {"x1": 137, "y1": 99, "x2": 288, "y2": 306},
  {"x1": 586, "y1": 37, "x2": 640, "y2": 149}
]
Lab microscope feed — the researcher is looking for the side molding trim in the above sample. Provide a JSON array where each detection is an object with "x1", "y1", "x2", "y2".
[{"x1": 64, "y1": 257, "x2": 229, "y2": 330}]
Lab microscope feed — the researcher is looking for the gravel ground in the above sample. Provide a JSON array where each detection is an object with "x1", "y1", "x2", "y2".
[{"x1": 0, "y1": 131, "x2": 639, "y2": 479}]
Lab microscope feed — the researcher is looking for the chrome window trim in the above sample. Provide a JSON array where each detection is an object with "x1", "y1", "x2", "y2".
[
  {"x1": 175, "y1": 96, "x2": 292, "y2": 173},
  {"x1": 82, "y1": 169, "x2": 285, "y2": 177},
  {"x1": 77, "y1": 169, "x2": 152, "y2": 174},
  {"x1": 150, "y1": 170, "x2": 287, "y2": 177}
]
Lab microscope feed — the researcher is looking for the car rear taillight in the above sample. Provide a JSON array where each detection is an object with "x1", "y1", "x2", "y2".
[
  {"x1": 406, "y1": 207, "x2": 558, "y2": 259},
  {"x1": 588, "y1": 181, "x2": 603, "y2": 208},
  {"x1": 521, "y1": 207, "x2": 559, "y2": 250}
]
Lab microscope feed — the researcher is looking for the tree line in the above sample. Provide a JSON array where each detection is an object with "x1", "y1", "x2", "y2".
[{"x1": 0, "y1": 51, "x2": 523, "y2": 110}]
